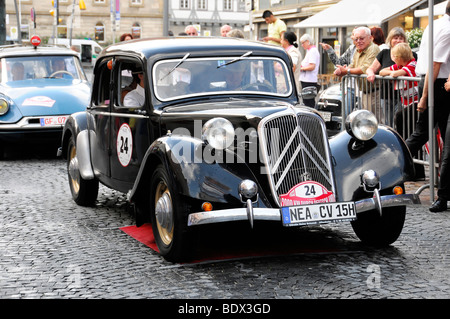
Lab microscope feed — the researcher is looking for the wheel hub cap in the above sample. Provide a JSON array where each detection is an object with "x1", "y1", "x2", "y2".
[
  {"x1": 69, "y1": 156, "x2": 80, "y2": 186},
  {"x1": 155, "y1": 192, "x2": 173, "y2": 231}
]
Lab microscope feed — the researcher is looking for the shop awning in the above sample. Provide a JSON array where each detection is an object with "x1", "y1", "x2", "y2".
[
  {"x1": 414, "y1": 1, "x2": 447, "y2": 17},
  {"x1": 294, "y1": 0, "x2": 425, "y2": 29}
]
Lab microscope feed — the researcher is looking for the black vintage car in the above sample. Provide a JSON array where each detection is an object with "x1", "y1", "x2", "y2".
[{"x1": 59, "y1": 37, "x2": 420, "y2": 262}]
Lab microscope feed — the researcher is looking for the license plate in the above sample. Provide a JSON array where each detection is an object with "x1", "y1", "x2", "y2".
[
  {"x1": 40, "y1": 116, "x2": 68, "y2": 127},
  {"x1": 281, "y1": 201, "x2": 356, "y2": 227},
  {"x1": 317, "y1": 111, "x2": 331, "y2": 122},
  {"x1": 318, "y1": 111, "x2": 331, "y2": 122}
]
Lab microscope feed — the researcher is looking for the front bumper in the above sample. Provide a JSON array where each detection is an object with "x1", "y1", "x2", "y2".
[{"x1": 187, "y1": 193, "x2": 421, "y2": 227}]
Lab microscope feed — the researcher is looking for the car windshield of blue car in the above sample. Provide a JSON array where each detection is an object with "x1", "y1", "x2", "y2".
[
  {"x1": 153, "y1": 57, "x2": 292, "y2": 101},
  {"x1": 1, "y1": 56, "x2": 84, "y2": 83}
]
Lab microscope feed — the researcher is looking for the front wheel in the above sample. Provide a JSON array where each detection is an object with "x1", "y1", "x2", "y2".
[
  {"x1": 150, "y1": 165, "x2": 192, "y2": 262},
  {"x1": 351, "y1": 206, "x2": 406, "y2": 246},
  {"x1": 67, "y1": 136, "x2": 99, "y2": 206}
]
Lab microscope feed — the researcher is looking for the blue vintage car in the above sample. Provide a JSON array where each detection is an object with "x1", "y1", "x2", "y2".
[{"x1": 0, "y1": 39, "x2": 91, "y2": 157}]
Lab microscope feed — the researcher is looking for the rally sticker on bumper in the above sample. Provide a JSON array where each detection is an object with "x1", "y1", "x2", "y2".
[{"x1": 279, "y1": 181, "x2": 336, "y2": 206}]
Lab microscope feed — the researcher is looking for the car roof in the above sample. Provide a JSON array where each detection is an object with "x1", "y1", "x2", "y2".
[
  {"x1": 101, "y1": 37, "x2": 289, "y2": 62},
  {"x1": 0, "y1": 44, "x2": 79, "y2": 58}
]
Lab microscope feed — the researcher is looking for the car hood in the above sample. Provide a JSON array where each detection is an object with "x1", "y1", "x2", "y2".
[
  {"x1": 1, "y1": 79, "x2": 91, "y2": 121},
  {"x1": 161, "y1": 98, "x2": 302, "y2": 132}
]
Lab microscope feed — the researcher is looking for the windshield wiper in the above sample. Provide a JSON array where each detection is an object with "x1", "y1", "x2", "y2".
[
  {"x1": 160, "y1": 53, "x2": 190, "y2": 81},
  {"x1": 217, "y1": 51, "x2": 252, "y2": 69}
]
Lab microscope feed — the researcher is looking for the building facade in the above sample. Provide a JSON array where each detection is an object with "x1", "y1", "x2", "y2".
[
  {"x1": 168, "y1": 0, "x2": 250, "y2": 36},
  {"x1": 5, "y1": 0, "x2": 164, "y2": 45},
  {"x1": 5, "y1": 0, "x2": 253, "y2": 44}
]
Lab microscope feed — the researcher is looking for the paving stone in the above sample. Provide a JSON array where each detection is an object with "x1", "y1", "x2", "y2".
[{"x1": 2, "y1": 151, "x2": 450, "y2": 300}]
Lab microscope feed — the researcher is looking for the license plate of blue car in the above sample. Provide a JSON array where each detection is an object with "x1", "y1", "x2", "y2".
[{"x1": 40, "y1": 116, "x2": 68, "y2": 127}]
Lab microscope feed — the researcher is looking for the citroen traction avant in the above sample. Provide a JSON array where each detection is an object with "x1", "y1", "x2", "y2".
[{"x1": 59, "y1": 37, "x2": 420, "y2": 262}]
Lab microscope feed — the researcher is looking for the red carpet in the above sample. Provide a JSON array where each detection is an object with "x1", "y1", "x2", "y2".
[
  {"x1": 121, "y1": 224, "x2": 159, "y2": 252},
  {"x1": 120, "y1": 223, "x2": 354, "y2": 263}
]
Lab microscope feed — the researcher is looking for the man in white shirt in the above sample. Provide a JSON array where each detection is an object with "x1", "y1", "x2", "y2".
[
  {"x1": 299, "y1": 34, "x2": 320, "y2": 107},
  {"x1": 405, "y1": 1, "x2": 450, "y2": 212},
  {"x1": 124, "y1": 72, "x2": 145, "y2": 107}
]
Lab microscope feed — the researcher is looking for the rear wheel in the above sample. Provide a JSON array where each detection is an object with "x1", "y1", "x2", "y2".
[
  {"x1": 351, "y1": 206, "x2": 406, "y2": 246},
  {"x1": 150, "y1": 165, "x2": 192, "y2": 262},
  {"x1": 67, "y1": 136, "x2": 99, "y2": 206}
]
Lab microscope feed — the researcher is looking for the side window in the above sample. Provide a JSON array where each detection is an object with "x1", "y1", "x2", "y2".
[
  {"x1": 116, "y1": 58, "x2": 145, "y2": 108},
  {"x1": 92, "y1": 59, "x2": 112, "y2": 107}
]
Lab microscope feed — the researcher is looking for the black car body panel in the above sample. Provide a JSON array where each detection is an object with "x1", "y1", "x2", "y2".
[{"x1": 60, "y1": 37, "x2": 420, "y2": 261}]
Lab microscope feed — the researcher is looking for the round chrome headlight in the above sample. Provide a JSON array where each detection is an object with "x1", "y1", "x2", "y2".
[
  {"x1": 0, "y1": 98, "x2": 9, "y2": 116},
  {"x1": 345, "y1": 109, "x2": 378, "y2": 141},
  {"x1": 202, "y1": 117, "x2": 235, "y2": 150}
]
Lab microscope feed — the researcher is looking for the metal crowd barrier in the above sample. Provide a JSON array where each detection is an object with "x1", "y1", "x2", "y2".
[{"x1": 339, "y1": 74, "x2": 439, "y2": 197}]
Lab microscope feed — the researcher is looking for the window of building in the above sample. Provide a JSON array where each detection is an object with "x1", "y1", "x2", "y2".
[
  {"x1": 132, "y1": 23, "x2": 141, "y2": 39},
  {"x1": 198, "y1": 0, "x2": 207, "y2": 10},
  {"x1": 224, "y1": 0, "x2": 232, "y2": 11},
  {"x1": 180, "y1": 0, "x2": 190, "y2": 9},
  {"x1": 237, "y1": 0, "x2": 246, "y2": 12},
  {"x1": 95, "y1": 23, "x2": 105, "y2": 42},
  {"x1": 57, "y1": 24, "x2": 68, "y2": 39},
  {"x1": 94, "y1": 0, "x2": 106, "y2": 4},
  {"x1": 20, "y1": 24, "x2": 30, "y2": 41}
]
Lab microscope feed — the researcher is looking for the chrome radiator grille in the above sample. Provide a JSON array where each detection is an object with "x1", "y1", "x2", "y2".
[{"x1": 259, "y1": 110, "x2": 334, "y2": 207}]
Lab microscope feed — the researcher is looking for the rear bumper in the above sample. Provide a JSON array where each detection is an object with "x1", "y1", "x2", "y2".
[{"x1": 187, "y1": 193, "x2": 421, "y2": 226}]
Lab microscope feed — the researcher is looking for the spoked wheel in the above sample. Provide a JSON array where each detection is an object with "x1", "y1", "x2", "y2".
[
  {"x1": 67, "y1": 136, "x2": 99, "y2": 206},
  {"x1": 150, "y1": 165, "x2": 192, "y2": 262}
]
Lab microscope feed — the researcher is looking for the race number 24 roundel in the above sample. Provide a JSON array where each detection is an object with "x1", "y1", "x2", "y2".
[{"x1": 117, "y1": 123, "x2": 133, "y2": 167}]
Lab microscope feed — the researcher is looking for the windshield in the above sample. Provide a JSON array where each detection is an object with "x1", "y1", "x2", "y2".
[
  {"x1": 153, "y1": 57, "x2": 292, "y2": 101},
  {"x1": 1, "y1": 55, "x2": 86, "y2": 83}
]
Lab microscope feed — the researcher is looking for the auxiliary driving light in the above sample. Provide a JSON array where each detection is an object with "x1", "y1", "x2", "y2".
[
  {"x1": 238, "y1": 179, "x2": 258, "y2": 200},
  {"x1": 362, "y1": 170, "x2": 380, "y2": 190}
]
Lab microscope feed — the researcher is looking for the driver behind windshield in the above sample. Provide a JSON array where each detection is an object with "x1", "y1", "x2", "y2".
[
  {"x1": 51, "y1": 58, "x2": 70, "y2": 78},
  {"x1": 223, "y1": 63, "x2": 246, "y2": 90},
  {"x1": 11, "y1": 62, "x2": 25, "y2": 81}
]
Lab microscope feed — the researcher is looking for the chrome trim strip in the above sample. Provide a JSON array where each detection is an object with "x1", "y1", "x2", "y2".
[
  {"x1": 90, "y1": 111, "x2": 149, "y2": 119},
  {"x1": 187, "y1": 194, "x2": 421, "y2": 226}
]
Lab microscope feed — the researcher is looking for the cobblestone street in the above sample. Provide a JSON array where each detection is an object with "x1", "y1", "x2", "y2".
[{"x1": 1, "y1": 146, "x2": 450, "y2": 304}]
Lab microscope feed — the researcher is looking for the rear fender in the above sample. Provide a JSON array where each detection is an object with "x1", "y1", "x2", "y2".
[
  {"x1": 60, "y1": 111, "x2": 89, "y2": 159},
  {"x1": 60, "y1": 111, "x2": 95, "y2": 180}
]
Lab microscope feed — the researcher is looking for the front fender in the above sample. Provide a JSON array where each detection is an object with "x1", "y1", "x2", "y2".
[
  {"x1": 129, "y1": 134, "x2": 268, "y2": 208},
  {"x1": 330, "y1": 125, "x2": 415, "y2": 202}
]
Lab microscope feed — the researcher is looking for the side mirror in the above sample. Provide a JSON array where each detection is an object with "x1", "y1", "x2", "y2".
[{"x1": 300, "y1": 86, "x2": 317, "y2": 100}]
